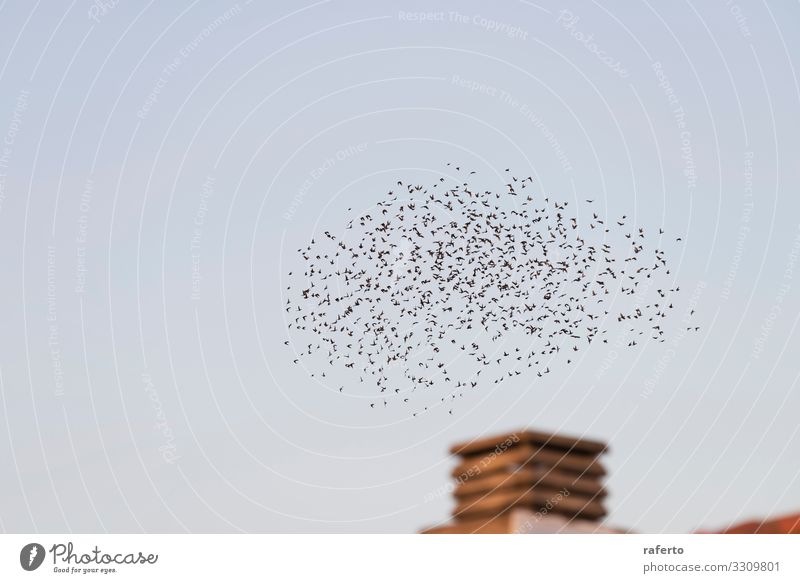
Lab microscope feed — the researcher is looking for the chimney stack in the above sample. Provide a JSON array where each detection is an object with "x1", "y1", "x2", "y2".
[{"x1": 421, "y1": 428, "x2": 611, "y2": 533}]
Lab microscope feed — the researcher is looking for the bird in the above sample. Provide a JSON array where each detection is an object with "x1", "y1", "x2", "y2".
[{"x1": 284, "y1": 167, "x2": 692, "y2": 414}]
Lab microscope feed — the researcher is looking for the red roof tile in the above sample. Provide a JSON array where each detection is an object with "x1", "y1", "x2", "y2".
[{"x1": 710, "y1": 513, "x2": 800, "y2": 534}]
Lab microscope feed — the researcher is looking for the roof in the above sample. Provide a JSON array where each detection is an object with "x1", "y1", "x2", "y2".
[{"x1": 710, "y1": 513, "x2": 800, "y2": 534}]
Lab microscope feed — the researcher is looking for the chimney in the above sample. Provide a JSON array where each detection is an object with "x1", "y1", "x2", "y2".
[{"x1": 421, "y1": 428, "x2": 613, "y2": 533}]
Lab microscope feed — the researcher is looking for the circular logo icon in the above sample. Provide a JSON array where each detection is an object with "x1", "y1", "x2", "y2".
[{"x1": 20, "y1": 543, "x2": 46, "y2": 571}]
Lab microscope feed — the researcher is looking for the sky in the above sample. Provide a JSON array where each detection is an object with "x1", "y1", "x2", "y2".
[{"x1": 0, "y1": 0, "x2": 799, "y2": 533}]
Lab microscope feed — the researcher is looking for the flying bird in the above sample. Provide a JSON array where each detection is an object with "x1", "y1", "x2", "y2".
[{"x1": 285, "y1": 168, "x2": 693, "y2": 413}]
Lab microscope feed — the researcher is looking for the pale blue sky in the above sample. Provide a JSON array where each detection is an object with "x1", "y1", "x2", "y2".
[{"x1": 0, "y1": 0, "x2": 799, "y2": 533}]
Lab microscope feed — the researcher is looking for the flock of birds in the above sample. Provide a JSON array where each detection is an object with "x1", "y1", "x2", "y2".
[{"x1": 285, "y1": 168, "x2": 694, "y2": 413}]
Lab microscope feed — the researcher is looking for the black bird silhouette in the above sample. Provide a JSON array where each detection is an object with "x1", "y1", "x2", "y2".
[{"x1": 285, "y1": 168, "x2": 693, "y2": 413}]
